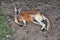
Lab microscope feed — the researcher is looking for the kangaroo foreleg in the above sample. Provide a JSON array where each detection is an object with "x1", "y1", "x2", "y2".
[{"x1": 22, "y1": 20, "x2": 26, "y2": 26}]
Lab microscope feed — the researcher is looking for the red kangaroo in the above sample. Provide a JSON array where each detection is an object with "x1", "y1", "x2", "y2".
[{"x1": 14, "y1": 7, "x2": 50, "y2": 31}]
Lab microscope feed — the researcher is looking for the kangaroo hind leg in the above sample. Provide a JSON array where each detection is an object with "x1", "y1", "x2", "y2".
[{"x1": 32, "y1": 17, "x2": 46, "y2": 31}]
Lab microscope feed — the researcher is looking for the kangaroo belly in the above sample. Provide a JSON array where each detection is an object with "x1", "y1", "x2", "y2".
[
  {"x1": 31, "y1": 14, "x2": 43, "y2": 21},
  {"x1": 35, "y1": 15, "x2": 43, "y2": 21}
]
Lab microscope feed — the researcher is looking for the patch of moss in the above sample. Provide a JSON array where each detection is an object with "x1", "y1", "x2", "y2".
[{"x1": 0, "y1": 8, "x2": 14, "y2": 40}]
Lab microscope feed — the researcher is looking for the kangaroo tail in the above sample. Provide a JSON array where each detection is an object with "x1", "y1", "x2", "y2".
[
  {"x1": 46, "y1": 17, "x2": 50, "y2": 30},
  {"x1": 43, "y1": 16, "x2": 50, "y2": 31}
]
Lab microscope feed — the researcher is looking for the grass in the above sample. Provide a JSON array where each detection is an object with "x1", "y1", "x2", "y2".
[{"x1": 0, "y1": 8, "x2": 14, "y2": 40}]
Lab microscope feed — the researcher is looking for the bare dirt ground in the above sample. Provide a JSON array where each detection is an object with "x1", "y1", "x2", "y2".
[{"x1": 1, "y1": 0, "x2": 60, "y2": 40}]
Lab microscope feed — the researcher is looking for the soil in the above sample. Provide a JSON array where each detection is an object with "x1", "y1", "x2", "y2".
[{"x1": 1, "y1": 0, "x2": 60, "y2": 40}]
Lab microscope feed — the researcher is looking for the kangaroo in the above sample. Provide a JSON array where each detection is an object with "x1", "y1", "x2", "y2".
[{"x1": 14, "y1": 7, "x2": 50, "y2": 31}]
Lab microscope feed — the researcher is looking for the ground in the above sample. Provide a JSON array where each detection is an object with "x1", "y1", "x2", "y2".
[{"x1": 0, "y1": 0, "x2": 60, "y2": 40}]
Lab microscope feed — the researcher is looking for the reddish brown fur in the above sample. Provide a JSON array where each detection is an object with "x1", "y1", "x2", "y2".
[{"x1": 17, "y1": 10, "x2": 43, "y2": 22}]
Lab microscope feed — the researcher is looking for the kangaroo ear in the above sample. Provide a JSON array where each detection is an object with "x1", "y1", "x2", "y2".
[
  {"x1": 14, "y1": 7, "x2": 19, "y2": 15},
  {"x1": 18, "y1": 7, "x2": 23, "y2": 14},
  {"x1": 14, "y1": 7, "x2": 17, "y2": 12}
]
